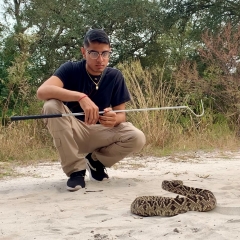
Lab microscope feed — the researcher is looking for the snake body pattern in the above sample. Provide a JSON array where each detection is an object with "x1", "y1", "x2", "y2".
[{"x1": 131, "y1": 180, "x2": 217, "y2": 217}]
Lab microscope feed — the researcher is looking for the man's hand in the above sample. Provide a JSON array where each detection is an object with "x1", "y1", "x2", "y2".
[
  {"x1": 79, "y1": 96, "x2": 99, "y2": 125},
  {"x1": 99, "y1": 107, "x2": 117, "y2": 127}
]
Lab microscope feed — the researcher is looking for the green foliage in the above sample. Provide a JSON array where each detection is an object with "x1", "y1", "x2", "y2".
[
  {"x1": 0, "y1": 33, "x2": 39, "y2": 123},
  {"x1": 83, "y1": 0, "x2": 166, "y2": 65},
  {"x1": 2, "y1": 0, "x2": 169, "y2": 80},
  {"x1": 162, "y1": 0, "x2": 240, "y2": 34}
]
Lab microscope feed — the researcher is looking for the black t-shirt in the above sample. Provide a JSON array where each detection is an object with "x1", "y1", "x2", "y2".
[{"x1": 53, "y1": 60, "x2": 131, "y2": 121}]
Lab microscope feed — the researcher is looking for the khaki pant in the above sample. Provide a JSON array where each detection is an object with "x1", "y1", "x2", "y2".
[{"x1": 42, "y1": 99, "x2": 146, "y2": 176}]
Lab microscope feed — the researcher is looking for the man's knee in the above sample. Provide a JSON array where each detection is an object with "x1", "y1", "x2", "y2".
[
  {"x1": 42, "y1": 99, "x2": 63, "y2": 114},
  {"x1": 132, "y1": 129, "x2": 146, "y2": 151}
]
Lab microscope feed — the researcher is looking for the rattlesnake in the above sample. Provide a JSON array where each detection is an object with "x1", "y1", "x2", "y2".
[{"x1": 131, "y1": 180, "x2": 217, "y2": 217}]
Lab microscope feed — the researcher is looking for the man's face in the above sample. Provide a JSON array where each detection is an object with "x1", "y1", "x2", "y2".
[{"x1": 81, "y1": 42, "x2": 111, "y2": 75}]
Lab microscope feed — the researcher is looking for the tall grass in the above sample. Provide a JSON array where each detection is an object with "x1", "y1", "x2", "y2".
[
  {"x1": 0, "y1": 120, "x2": 57, "y2": 163},
  {"x1": 118, "y1": 60, "x2": 240, "y2": 155}
]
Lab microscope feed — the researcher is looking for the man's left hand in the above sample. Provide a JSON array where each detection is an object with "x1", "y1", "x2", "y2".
[{"x1": 99, "y1": 108, "x2": 117, "y2": 127}]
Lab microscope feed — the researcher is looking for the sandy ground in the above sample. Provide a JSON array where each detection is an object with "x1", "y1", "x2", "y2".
[{"x1": 0, "y1": 150, "x2": 240, "y2": 240}]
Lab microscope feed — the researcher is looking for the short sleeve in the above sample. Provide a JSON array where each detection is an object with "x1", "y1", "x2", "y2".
[
  {"x1": 53, "y1": 61, "x2": 73, "y2": 88},
  {"x1": 111, "y1": 70, "x2": 131, "y2": 107}
]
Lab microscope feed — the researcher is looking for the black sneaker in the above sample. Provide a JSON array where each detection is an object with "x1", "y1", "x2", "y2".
[
  {"x1": 85, "y1": 153, "x2": 109, "y2": 181},
  {"x1": 67, "y1": 170, "x2": 86, "y2": 191}
]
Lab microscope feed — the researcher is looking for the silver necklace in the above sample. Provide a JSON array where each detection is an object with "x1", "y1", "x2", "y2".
[{"x1": 86, "y1": 70, "x2": 103, "y2": 90}]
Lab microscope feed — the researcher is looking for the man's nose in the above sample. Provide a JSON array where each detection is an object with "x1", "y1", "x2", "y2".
[{"x1": 96, "y1": 54, "x2": 104, "y2": 61}]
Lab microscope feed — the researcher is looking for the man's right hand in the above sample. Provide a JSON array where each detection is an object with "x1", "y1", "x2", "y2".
[{"x1": 78, "y1": 96, "x2": 99, "y2": 125}]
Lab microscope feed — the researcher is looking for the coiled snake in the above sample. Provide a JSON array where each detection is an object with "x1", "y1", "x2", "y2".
[{"x1": 131, "y1": 180, "x2": 217, "y2": 217}]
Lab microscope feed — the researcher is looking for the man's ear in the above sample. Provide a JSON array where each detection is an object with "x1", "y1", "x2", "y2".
[{"x1": 81, "y1": 47, "x2": 86, "y2": 58}]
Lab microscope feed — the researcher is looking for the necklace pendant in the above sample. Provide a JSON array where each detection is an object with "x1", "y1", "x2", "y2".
[{"x1": 96, "y1": 85, "x2": 99, "y2": 90}]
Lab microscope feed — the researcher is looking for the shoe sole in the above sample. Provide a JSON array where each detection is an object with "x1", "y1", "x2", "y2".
[
  {"x1": 66, "y1": 185, "x2": 83, "y2": 191},
  {"x1": 85, "y1": 159, "x2": 109, "y2": 182}
]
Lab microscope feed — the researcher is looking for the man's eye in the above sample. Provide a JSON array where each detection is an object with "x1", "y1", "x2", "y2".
[
  {"x1": 102, "y1": 52, "x2": 108, "y2": 56},
  {"x1": 91, "y1": 52, "x2": 98, "y2": 56}
]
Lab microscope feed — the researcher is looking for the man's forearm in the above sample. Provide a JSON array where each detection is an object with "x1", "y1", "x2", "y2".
[{"x1": 37, "y1": 85, "x2": 85, "y2": 102}]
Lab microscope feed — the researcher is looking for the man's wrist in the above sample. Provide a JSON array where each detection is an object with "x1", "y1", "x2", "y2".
[{"x1": 78, "y1": 95, "x2": 88, "y2": 102}]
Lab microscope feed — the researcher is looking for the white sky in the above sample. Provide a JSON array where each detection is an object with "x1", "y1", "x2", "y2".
[
  {"x1": 0, "y1": 3, "x2": 4, "y2": 22},
  {"x1": 0, "y1": 3, "x2": 15, "y2": 31}
]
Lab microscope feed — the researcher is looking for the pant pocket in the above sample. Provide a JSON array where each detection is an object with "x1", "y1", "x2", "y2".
[{"x1": 52, "y1": 137, "x2": 67, "y2": 165}]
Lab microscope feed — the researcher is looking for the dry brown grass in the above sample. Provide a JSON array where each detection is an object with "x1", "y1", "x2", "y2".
[
  {"x1": 118, "y1": 60, "x2": 240, "y2": 156},
  {"x1": 0, "y1": 121, "x2": 55, "y2": 160},
  {"x1": 0, "y1": 120, "x2": 58, "y2": 177}
]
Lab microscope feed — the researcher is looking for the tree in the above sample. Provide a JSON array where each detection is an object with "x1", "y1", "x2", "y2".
[
  {"x1": 83, "y1": 0, "x2": 166, "y2": 65},
  {"x1": 198, "y1": 23, "x2": 240, "y2": 118},
  {"x1": 162, "y1": 0, "x2": 240, "y2": 36}
]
